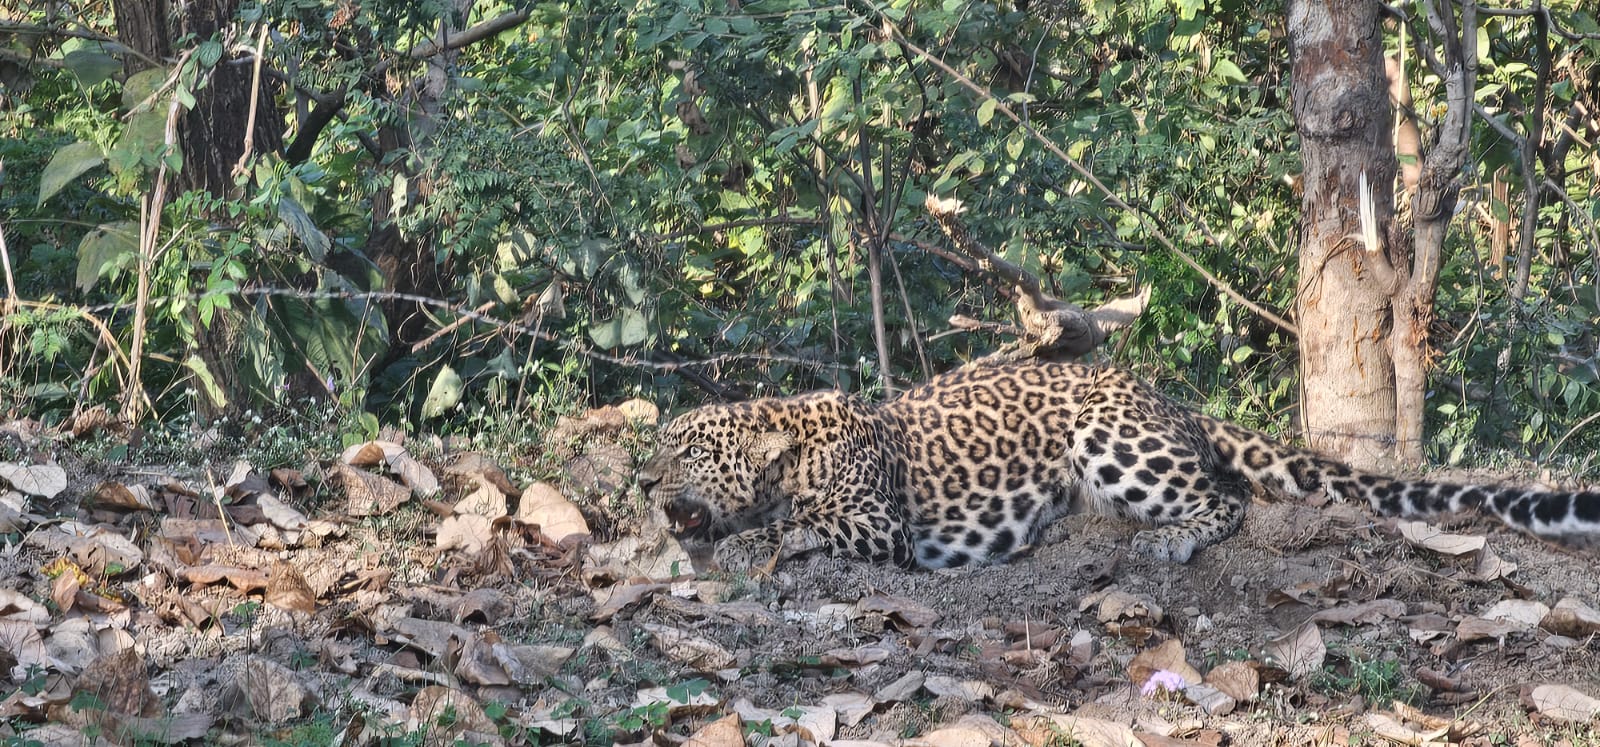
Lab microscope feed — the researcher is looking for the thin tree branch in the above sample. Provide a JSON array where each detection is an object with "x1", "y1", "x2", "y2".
[
  {"x1": 644, "y1": 216, "x2": 824, "y2": 243},
  {"x1": 882, "y1": 19, "x2": 1298, "y2": 336},
  {"x1": 0, "y1": 23, "x2": 164, "y2": 69},
  {"x1": 1508, "y1": 0, "x2": 1548, "y2": 300},
  {"x1": 406, "y1": 9, "x2": 530, "y2": 58}
]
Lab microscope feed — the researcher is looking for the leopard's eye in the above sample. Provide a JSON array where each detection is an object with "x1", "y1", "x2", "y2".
[{"x1": 684, "y1": 445, "x2": 707, "y2": 461}]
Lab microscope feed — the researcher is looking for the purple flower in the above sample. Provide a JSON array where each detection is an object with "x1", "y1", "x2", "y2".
[{"x1": 1140, "y1": 669, "x2": 1188, "y2": 697}]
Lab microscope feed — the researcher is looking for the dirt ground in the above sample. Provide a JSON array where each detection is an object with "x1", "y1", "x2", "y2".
[{"x1": 2, "y1": 417, "x2": 1599, "y2": 746}]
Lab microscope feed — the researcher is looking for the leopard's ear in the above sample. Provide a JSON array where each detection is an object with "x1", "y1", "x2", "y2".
[{"x1": 745, "y1": 430, "x2": 797, "y2": 467}]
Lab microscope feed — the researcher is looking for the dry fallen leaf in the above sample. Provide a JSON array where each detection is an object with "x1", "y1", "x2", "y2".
[
  {"x1": 390, "y1": 617, "x2": 473, "y2": 660},
  {"x1": 1364, "y1": 711, "x2": 1451, "y2": 746},
  {"x1": 1542, "y1": 597, "x2": 1600, "y2": 638},
  {"x1": 517, "y1": 482, "x2": 590, "y2": 545},
  {"x1": 436, "y1": 513, "x2": 495, "y2": 554},
  {"x1": 0, "y1": 619, "x2": 45, "y2": 672},
  {"x1": 685, "y1": 713, "x2": 743, "y2": 747},
  {"x1": 265, "y1": 559, "x2": 317, "y2": 613},
  {"x1": 1127, "y1": 639, "x2": 1202, "y2": 693},
  {"x1": 0, "y1": 462, "x2": 67, "y2": 499},
  {"x1": 908, "y1": 726, "x2": 990, "y2": 747},
  {"x1": 858, "y1": 593, "x2": 941, "y2": 630},
  {"x1": 178, "y1": 564, "x2": 269, "y2": 592},
  {"x1": 48, "y1": 560, "x2": 85, "y2": 613},
  {"x1": 454, "y1": 631, "x2": 511, "y2": 686},
  {"x1": 589, "y1": 582, "x2": 669, "y2": 622},
  {"x1": 91, "y1": 481, "x2": 159, "y2": 511},
  {"x1": 1396, "y1": 520, "x2": 1485, "y2": 556},
  {"x1": 1474, "y1": 547, "x2": 1517, "y2": 581},
  {"x1": 636, "y1": 685, "x2": 719, "y2": 714},
  {"x1": 256, "y1": 494, "x2": 310, "y2": 531},
  {"x1": 820, "y1": 692, "x2": 876, "y2": 727},
  {"x1": 1523, "y1": 684, "x2": 1600, "y2": 723},
  {"x1": 453, "y1": 588, "x2": 509, "y2": 624},
  {"x1": 1481, "y1": 599, "x2": 1549, "y2": 628},
  {"x1": 1081, "y1": 588, "x2": 1164, "y2": 625},
  {"x1": 1016, "y1": 713, "x2": 1143, "y2": 747},
  {"x1": 333, "y1": 462, "x2": 411, "y2": 516},
  {"x1": 75, "y1": 647, "x2": 161, "y2": 718},
  {"x1": 491, "y1": 642, "x2": 574, "y2": 684},
  {"x1": 234, "y1": 656, "x2": 314, "y2": 724},
  {"x1": 586, "y1": 528, "x2": 693, "y2": 582},
  {"x1": 1265, "y1": 621, "x2": 1325, "y2": 681},
  {"x1": 924, "y1": 675, "x2": 995, "y2": 702},
  {"x1": 341, "y1": 440, "x2": 394, "y2": 467},
  {"x1": 385, "y1": 449, "x2": 441, "y2": 497},
  {"x1": 641, "y1": 622, "x2": 735, "y2": 670},
  {"x1": 1204, "y1": 660, "x2": 1261, "y2": 703},
  {"x1": 1455, "y1": 615, "x2": 1525, "y2": 644},
  {"x1": 1308, "y1": 599, "x2": 1405, "y2": 626},
  {"x1": 408, "y1": 685, "x2": 502, "y2": 746},
  {"x1": 454, "y1": 473, "x2": 508, "y2": 518},
  {"x1": 0, "y1": 589, "x2": 49, "y2": 623},
  {"x1": 875, "y1": 671, "x2": 926, "y2": 702}
]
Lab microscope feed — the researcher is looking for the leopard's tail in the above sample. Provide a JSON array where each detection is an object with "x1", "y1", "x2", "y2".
[{"x1": 1200, "y1": 416, "x2": 1600, "y2": 536}]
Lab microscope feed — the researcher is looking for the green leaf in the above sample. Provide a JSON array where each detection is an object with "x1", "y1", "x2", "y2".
[
  {"x1": 37, "y1": 142, "x2": 105, "y2": 207},
  {"x1": 277, "y1": 196, "x2": 332, "y2": 262},
  {"x1": 112, "y1": 109, "x2": 174, "y2": 173},
  {"x1": 976, "y1": 98, "x2": 998, "y2": 126},
  {"x1": 1212, "y1": 59, "x2": 1247, "y2": 83},
  {"x1": 1230, "y1": 345, "x2": 1254, "y2": 363},
  {"x1": 268, "y1": 295, "x2": 388, "y2": 394},
  {"x1": 75, "y1": 221, "x2": 139, "y2": 292},
  {"x1": 197, "y1": 40, "x2": 224, "y2": 68},
  {"x1": 421, "y1": 364, "x2": 464, "y2": 418},
  {"x1": 63, "y1": 50, "x2": 121, "y2": 90},
  {"x1": 183, "y1": 355, "x2": 228, "y2": 409},
  {"x1": 588, "y1": 307, "x2": 651, "y2": 349},
  {"x1": 122, "y1": 67, "x2": 169, "y2": 112}
]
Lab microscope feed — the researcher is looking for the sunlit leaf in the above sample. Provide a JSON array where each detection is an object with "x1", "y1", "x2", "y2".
[
  {"x1": 75, "y1": 221, "x2": 139, "y2": 292},
  {"x1": 37, "y1": 142, "x2": 104, "y2": 207},
  {"x1": 421, "y1": 365, "x2": 464, "y2": 418}
]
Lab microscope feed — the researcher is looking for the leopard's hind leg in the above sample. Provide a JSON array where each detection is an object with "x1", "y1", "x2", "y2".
[{"x1": 1072, "y1": 400, "x2": 1249, "y2": 562}]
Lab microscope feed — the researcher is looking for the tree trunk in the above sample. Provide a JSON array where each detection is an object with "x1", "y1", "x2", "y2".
[
  {"x1": 363, "y1": 0, "x2": 471, "y2": 351},
  {"x1": 1391, "y1": 0, "x2": 1476, "y2": 464},
  {"x1": 115, "y1": 0, "x2": 283, "y2": 420},
  {"x1": 1288, "y1": 0, "x2": 1401, "y2": 470}
]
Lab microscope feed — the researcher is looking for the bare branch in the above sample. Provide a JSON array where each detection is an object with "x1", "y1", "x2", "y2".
[
  {"x1": 406, "y1": 9, "x2": 530, "y2": 59},
  {"x1": 0, "y1": 23, "x2": 164, "y2": 69}
]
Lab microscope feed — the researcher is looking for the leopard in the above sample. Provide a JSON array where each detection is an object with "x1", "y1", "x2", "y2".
[{"x1": 636, "y1": 360, "x2": 1600, "y2": 572}]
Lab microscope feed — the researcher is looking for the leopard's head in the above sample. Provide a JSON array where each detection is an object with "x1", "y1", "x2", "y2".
[{"x1": 637, "y1": 404, "x2": 797, "y2": 542}]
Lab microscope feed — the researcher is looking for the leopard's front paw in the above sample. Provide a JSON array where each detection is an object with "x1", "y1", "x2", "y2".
[
  {"x1": 1132, "y1": 527, "x2": 1198, "y2": 564},
  {"x1": 712, "y1": 532, "x2": 781, "y2": 574}
]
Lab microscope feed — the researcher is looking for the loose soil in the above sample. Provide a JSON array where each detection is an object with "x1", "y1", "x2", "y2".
[{"x1": 1, "y1": 421, "x2": 1598, "y2": 746}]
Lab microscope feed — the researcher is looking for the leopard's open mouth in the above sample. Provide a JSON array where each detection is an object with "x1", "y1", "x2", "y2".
[{"x1": 664, "y1": 498, "x2": 709, "y2": 536}]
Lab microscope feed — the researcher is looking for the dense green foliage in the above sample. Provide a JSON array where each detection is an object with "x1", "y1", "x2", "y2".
[{"x1": 1, "y1": 0, "x2": 1597, "y2": 467}]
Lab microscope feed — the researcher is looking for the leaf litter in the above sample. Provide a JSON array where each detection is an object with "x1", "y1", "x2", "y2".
[{"x1": 0, "y1": 415, "x2": 1596, "y2": 744}]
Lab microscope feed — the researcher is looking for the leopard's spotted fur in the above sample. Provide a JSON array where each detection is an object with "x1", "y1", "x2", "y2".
[{"x1": 637, "y1": 361, "x2": 1600, "y2": 571}]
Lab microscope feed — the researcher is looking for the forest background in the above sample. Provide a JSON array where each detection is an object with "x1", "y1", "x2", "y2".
[{"x1": 2, "y1": 0, "x2": 1599, "y2": 475}]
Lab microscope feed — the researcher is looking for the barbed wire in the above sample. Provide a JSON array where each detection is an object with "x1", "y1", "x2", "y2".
[{"x1": 68, "y1": 285, "x2": 849, "y2": 373}]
